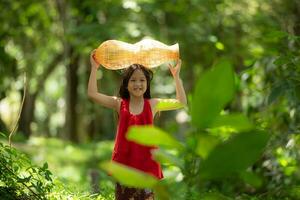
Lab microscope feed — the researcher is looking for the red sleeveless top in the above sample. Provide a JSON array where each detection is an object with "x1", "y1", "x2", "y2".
[{"x1": 111, "y1": 98, "x2": 163, "y2": 179}]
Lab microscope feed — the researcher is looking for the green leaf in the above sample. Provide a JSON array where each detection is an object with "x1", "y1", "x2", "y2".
[
  {"x1": 191, "y1": 59, "x2": 235, "y2": 129},
  {"x1": 196, "y1": 134, "x2": 220, "y2": 159},
  {"x1": 19, "y1": 176, "x2": 32, "y2": 183},
  {"x1": 268, "y1": 83, "x2": 286, "y2": 104},
  {"x1": 200, "y1": 192, "x2": 232, "y2": 200},
  {"x1": 127, "y1": 126, "x2": 184, "y2": 150},
  {"x1": 100, "y1": 161, "x2": 158, "y2": 188},
  {"x1": 288, "y1": 185, "x2": 300, "y2": 199},
  {"x1": 199, "y1": 130, "x2": 270, "y2": 180},
  {"x1": 210, "y1": 113, "x2": 254, "y2": 132},
  {"x1": 153, "y1": 183, "x2": 170, "y2": 200},
  {"x1": 273, "y1": 56, "x2": 291, "y2": 66},
  {"x1": 186, "y1": 136, "x2": 198, "y2": 151},
  {"x1": 155, "y1": 99, "x2": 185, "y2": 111},
  {"x1": 240, "y1": 171, "x2": 263, "y2": 188},
  {"x1": 0, "y1": 132, "x2": 7, "y2": 138},
  {"x1": 295, "y1": 85, "x2": 300, "y2": 101},
  {"x1": 266, "y1": 30, "x2": 288, "y2": 39},
  {"x1": 45, "y1": 170, "x2": 52, "y2": 181},
  {"x1": 152, "y1": 149, "x2": 184, "y2": 169},
  {"x1": 42, "y1": 162, "x2": 48, "y2": 170}
]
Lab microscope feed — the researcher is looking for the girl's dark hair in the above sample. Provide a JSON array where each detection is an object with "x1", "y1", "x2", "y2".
[{"x1": 119, "y1": 64, "x2": 153, "y2": 99}]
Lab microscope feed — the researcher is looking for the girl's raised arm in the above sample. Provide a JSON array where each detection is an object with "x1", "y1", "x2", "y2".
[
  {"x1": 151, "y1": 59, "x2": 187, "y2": 114},
  {"x1": 87, "y1": 50, "x2": 120, "y2": 111}
]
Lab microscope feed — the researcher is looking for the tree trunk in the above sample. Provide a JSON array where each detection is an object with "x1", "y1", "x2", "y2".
[
  {"x1": 18, "y1": 89, "x2": 36, "y2": 138},
  {"x1": 0, "y1": 114, "x2": 8, "y2": 135},
  {"x1": 65, "y1": 48, "x2": 80, "y2": 142},
  {"x1": 18, "y1": 54, "x2": 63, "y2": 139}
]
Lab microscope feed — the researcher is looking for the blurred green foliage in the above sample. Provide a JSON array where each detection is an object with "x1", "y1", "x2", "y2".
[{"x1": 0, "y1": 141, "x2": 53, "y2": 199}]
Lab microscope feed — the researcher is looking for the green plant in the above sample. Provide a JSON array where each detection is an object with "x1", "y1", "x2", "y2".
[{"x1": 0, "y1": 141, "x2": 54, "y2": 200}]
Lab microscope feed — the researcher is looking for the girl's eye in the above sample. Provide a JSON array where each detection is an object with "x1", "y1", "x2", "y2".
[
  {"x1": 140, "y1": 79, "x2": 145, "y2": 82},
  {"x1": 130, "y1": 79, "x2": 136, "y2": 82}
]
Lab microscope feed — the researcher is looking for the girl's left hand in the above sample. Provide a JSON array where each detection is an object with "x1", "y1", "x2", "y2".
[{"x1": 168, "y1": 59, "x2": 181, "y2": 78}]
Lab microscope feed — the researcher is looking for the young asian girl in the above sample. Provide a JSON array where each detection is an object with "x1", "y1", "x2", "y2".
[{"x1": 87, "y1": 49, "x2": 187, "y2": 200}]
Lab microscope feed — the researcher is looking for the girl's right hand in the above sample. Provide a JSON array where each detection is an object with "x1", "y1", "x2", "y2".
[{"x1": 90, "y1": 49, "x2": 100, "y2": 69}]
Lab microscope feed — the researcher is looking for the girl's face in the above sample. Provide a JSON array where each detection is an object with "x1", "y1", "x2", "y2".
[{"x1": 127, "y1": 69, "x2": 147, "y2": 97}]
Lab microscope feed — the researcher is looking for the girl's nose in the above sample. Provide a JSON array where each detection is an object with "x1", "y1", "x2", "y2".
[{"x1": 135, "y1": 81, "x2": 142, "y2": 86}]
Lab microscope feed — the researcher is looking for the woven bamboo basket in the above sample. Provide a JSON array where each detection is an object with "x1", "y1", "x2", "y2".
[{"x1": 94, "y1": 39, "x2": 180, "y2": 70}]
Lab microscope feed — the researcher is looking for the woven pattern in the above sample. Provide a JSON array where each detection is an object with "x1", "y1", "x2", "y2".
[{"x1": 94, "y1": 39, "x2": 179, "y2": 70}]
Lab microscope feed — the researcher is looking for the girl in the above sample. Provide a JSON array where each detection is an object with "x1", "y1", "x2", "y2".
[{"x1": 88, "y1": 49, "x2": 187, "y2": 200}]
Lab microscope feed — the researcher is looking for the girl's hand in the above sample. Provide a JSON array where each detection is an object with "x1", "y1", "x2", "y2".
[
  {"x1": 90, "y1": 49, "x2": 100, "y2": 69},
  {"x1": 168, "y1": 59, "x2": 181, "y2": 79}
]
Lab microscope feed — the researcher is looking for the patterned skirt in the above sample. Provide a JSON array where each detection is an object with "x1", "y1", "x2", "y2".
[{"x1": 115, "y1": 182, "x2": 155, "y2": 200}]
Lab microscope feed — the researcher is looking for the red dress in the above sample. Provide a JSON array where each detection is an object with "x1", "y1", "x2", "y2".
[{"x1": 112, "y1": 98, "x2": 163, "y2": 179}]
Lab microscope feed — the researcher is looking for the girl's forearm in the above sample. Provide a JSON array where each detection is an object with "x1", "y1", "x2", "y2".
[
  {"x1": 174, "y1": 76, "x2": 187, "y2": 105},
  {"x1": 87, "y1": 66, "x2": 99, "y2": 96}
]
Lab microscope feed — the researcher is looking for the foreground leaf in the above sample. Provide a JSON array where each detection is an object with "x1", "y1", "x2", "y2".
[
  {"x1": 191, "y1": 59, "x2": 235, "y2": 129},
  {"x1": 155, "y1": 99, "x2": 185, "y2": 111},
  {"x1": 100, "y1": 161, "x2": 158, "y2": 188},
  {"x1": 152, "y1": 149, "x2": 184, "y2": 169},
  {"x1": 196, "y1": 134, "x2": 220, "y2": 159},
  {"x1": 210, "y1": 113, "x2": 254, "y2": 132},
  {"x1": 240, "y1": 171, "x2": 263, "y2": 188},
  {"x1": 199, "y1": 130, "x2": 270, "y2": 180},
  {"x1": 127, "y1": 126, "x2": 184, "y2": 150}
]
